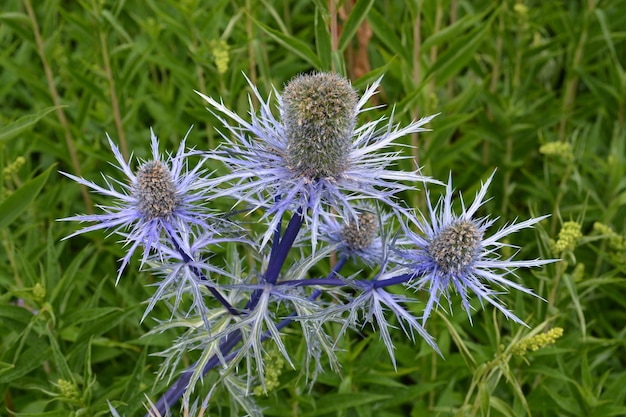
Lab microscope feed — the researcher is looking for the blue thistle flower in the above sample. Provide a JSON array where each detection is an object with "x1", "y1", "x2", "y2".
[
  {"x1": 60, "y1": 127, "x2": 213, "y2": 281},
  {"x1": 196, "y1": 73, "x2": 438, "y2": 247},
  {"x1": 320, "y1": 207, "x2": 406, "y2": 266},
  {"x1": 396, "y1": 172, "x2": 552, "y2": 325}
]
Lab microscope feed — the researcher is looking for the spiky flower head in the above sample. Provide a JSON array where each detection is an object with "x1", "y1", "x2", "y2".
[
  {"x1": 60, "y1": 128, "x2": 213, "y2": 281},
  {"x1": 427, "y1": 219, "x2": 482, "y2": 276},
  {"x1": 282, "y1": 73, "x2": 358, "y2": 179},
  {"x1": 135, "y1": 160, "x2": 180, "y2": 219},
  {"x1": 341, "y1": 210, "x2": 378, "y2": 251},
  {"x1": 196, "y1": 73, "x2": 438, "y2": 247},
  {"x1": 396, "y1": 172, "x2": 552, "y2": 325}
]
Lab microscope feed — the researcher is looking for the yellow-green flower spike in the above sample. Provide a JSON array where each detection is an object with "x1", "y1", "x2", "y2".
[
  {"x1": 512, "y1": 327, "x2": 564, "y2": 356},
  {"x1": 209, "y1": 39, "x2": 229, "y2": 75},
  {"x1": 253, "y1": 349, "x2": 285, "y2": 396},
  {"x1": 57, "y1": 379, "x2": 81, "y2": 403},
  {"x1": 554, "y1": 221, "x2": 582, "y2": 253},
  {"x1": 539, "y1": 142, "x2": 574, "y2": 163}
]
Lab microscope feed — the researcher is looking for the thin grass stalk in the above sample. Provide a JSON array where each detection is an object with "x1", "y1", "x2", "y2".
[
  {"x1": 329, "y1": 0, "x2": 338, "y2": 72},
  {"x1": 558, "y1": 2, "x2": 595, "y2": 142},
  {"x1": 99, "y1": 31, "x2": 129, "y2": 161},
  {"x1": 24, "y1": 0, "x2": 93, "y2": 213}
]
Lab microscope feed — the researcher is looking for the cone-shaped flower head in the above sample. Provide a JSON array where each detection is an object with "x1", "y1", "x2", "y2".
[
  {"x1": 427, "y1": 220, "x2": 482, "y2": 276},
  {"x1": 320, "y1": 207, "x2": 409, "y2": 266},
  {"x1": 396, "y1": 172, "x2": 553, "y2": 325},
  {"x1": 135, "y1": 160, "x2": 181, "y2": 220},
  {"x1": 282, "y1": 73, "x2": 357, "y2": 180},
  {"x1": 196, "y1": 73, "x2": 438, "y2": 247},
  {"x1": 60, "y1": 128, "x2": 213, "y2": 281},
  {"x1": 341, "y1": 211, "x2": 378, "y2": 252}
]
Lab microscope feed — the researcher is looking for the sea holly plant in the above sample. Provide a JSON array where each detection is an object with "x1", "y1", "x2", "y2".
[{"x1": 62, "y1": 72, "x2": 552, "y2": 416}]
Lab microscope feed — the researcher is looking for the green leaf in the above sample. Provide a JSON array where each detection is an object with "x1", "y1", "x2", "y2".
[
  {"x1": 367, "y1": 8, "x2": 411, "y2": 63},
  {"x1": 0, "y1": 106, "x2": 59, "y2": 146},
  {"x1": 338, "y1": 0, "x2": 374, "y2": 52},
  {"x1": 490, "y1": 396, "x2": 516, "y2": 417},
  {"x1": 594, "y1": 9, "x2": 621, "y2": 70},
  {"x1": 251, "y1": 17, "x2": 322, "y2": 68},
  {"x1": 423, "y1": 10, "x2": 495, "y2": 86},
  {"x1": 68, "y1": 307, "x2": 139, "y2": 356},
  {"x1": 45, "y1": 321, "x2": 74, "y2": 383},
  {"x1": 0, "y1": 345, "x2": 50, "y2": 384},
  {"x1": 315, "y1": 8, "x2": 332, "y2": 71},
  {"x1": 564, "y1": 274, "x2": 586, "y2": 338},
  {"x1": 421, "y1": 9, "x2": 490, "y2": 51},
  {"x1": 0, "y1": 164, "x2": 55, "y2": 231},
  {"x1": 63, "y1": 307, "x2": 124, "y2": 328},
  {"x1": 300, "y1": 392, "x2": 392, "y2": 416},
  {"x1": 0, "y1": 304, "x2": 35, "y2": 326}
]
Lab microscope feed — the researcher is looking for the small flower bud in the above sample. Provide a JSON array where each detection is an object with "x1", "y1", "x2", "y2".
[
  {"x1": 135, "y1": 160, "x2": 180, "y2": 220},
  {"x1": 428, "y1": 220, "x2": 482, "y2": 275},
  {"x1": 57, "y1": 379, "x2": 82, "y2": 405},
  {"x1": 539, "y1": 141, "x2": 574, "y2": 163},
  {"x1": 209, "y1": 39, "x2": 230, "y2": 75},
  {"x1": 33, "y1": 282, "x2": 46, "y2": 303},
  {"x1": 253, "y1": 349, "x2": 285, "y2": 396},
  {"x1": 554, "y1": 221, "x2": 582, "y2": 253},
  {"x1": 572, "y1": 262, "x2": 585, "y2": 282},
  {"x1": 282, "y1": 72, "x2": 358, "y2": 180},
  {"x1": 341, "y1": 211, "x2": 378, "y2": 251},
  {"x1": 3, "y1": 155, "x2": 26, "y2": 180},
  {"x1": 513, "y1": 3, "x2": 529, "y2": 18}
]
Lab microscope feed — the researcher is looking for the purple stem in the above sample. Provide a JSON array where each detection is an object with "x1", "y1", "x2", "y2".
[
  {"x1": 264, "y1": 207, "x2": 303, "y2": 284},
  {"x1": 276, "y1": 272, "x2": 415, "y2": 290},
  {"x1": 269, "y1": 196, "x2": 282, "y2": 261},
  {"x1": 246, "y1": 208, "x2": 304, "y2": 311},
  {"x1": 147, "y1": 255, "x2": 347, "y2": 417}
]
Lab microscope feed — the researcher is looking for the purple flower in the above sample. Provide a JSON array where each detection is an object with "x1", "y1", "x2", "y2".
[
  {"x1": 396, "y1": 172, "x2": 552, "y2": 325},
  {"x1": 196, "y1": 73, "x2": 438, "y2": 247},
  {"x1": 60, "y1": 127, "x2": 213, "y2": 281},
  {"x1": 319, "y1": 206, "x2": 411, "y2": 266}
]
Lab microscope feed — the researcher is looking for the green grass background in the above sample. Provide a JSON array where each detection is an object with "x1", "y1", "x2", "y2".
[{"x1": 1, "y1": 0, "x2": 625, "y2": 416}]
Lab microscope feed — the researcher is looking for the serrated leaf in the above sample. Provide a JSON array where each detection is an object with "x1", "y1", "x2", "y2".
[{"x1": 0, "y1": 164, "x2": 55, "y2": 231}]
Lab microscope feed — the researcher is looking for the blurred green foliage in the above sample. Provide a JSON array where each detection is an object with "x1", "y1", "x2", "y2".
[{"x1": 1, "y1": 0, "x2": 625, "y2": 416}]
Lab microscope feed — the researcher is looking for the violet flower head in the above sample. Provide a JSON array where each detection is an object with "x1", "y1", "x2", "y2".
[
  {"x1": 397, "y1": 172, "x2": 552, "y2": 325},
  {"x1": 60, "y1": 127, "x2": 212, "y2": 281},
  {"x1": 196, "y1": 73, "x2": 438, "y2": 247},
  {"x1": 320, "y1": 207, "x2": 402, "y2": 266}
]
